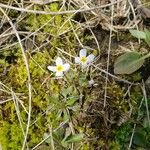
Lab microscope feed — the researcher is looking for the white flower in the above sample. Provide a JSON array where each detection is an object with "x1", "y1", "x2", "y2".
[
  {"x1": 47, "y1": 57, "x2": 70, "y2": 77},
  {"x1": 75, "y1": 49, "x2": 95, "y2": 68}
]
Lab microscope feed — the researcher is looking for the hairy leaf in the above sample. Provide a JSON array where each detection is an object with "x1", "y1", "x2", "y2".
[
  {"x1": 114, "y1": 52, "x2": 144, "y2": 74},
  {"x1": 130, "y1": 30, "x2": 146, "y2": 39}
]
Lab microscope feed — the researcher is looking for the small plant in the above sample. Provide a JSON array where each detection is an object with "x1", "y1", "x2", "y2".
[{"x1": 114, "y1": 29, "x2": 150, "y2": 74}]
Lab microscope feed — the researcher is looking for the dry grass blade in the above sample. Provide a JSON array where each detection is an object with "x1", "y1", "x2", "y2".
[
  {"x1": 0, "y1": 1, "x2": 122, "y2": 15},
  {"x1": 11, "y1": 89, "x2": 27, "y2": 148},
  {"x1": 103, "y1": 2, "x2": 114, "y2": 108}
]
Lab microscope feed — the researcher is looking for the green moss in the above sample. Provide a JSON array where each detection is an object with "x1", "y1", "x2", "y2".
[
  {"x1": 0, "y1": 121, "x2": 24, "y2": 150},
  {"x1": 115, "y1": 123, "x2": 132, "y2": 150},
  {"x1": 109, "y1": 141, "x2": 120, "y2": 150}
]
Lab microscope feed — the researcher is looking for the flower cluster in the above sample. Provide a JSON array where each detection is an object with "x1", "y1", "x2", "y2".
[{"x1": 47, "y1": 49, "x2": 95, "y2": 77}]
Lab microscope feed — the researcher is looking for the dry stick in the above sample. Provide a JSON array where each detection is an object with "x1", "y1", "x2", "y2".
[
  {"x1": 31, "y1": 135, "x2": 52, "y2": 150},
  {"x1": 0, "y1": 99, "x2": 12, "y2": 104},
  {"x1": 103, "y1": 3, "x2": 114, "y2": 108},
  {"x1": 0, "y1": 81, "x2": 12, "y2": 91},
  {"x1": 128, "y1": 124, "x2": 136, "y2": 150},
  {"x1": 0, "y1": 8, "x2": 32, "y2": 150},
  {"x1": 0, "y1": 0, "x2": 122, "y2": 15},
  {"x1": 49, "y1": 125, "x2": 55, "y2": 150},
  {"x1": 0, "y1": 81, "x2": 24, "y2": 96},
  {"x1": 0, "y1": 1, "x2": 121, "y2": 51},
  {"x1": 31, "y1": 4, "x2": 72, "y2": 53},
  {"x1": 56, "y1": 47, "x2": 75, "y2": 59},
  {"x1": 0, "y1": 3, "x2": 33, "y2": 37},
  {"x1": 69, "y1": 21, "x2": 84, "y2": 47},
  {"x1": 0, "y1": 81, "x2": 29, "y2": 114},
  {"x1": 0, "y1": 0, "x2": 11, "y2": 28},
  {"x1": 128, "y1": 0, "x2": 140, "y2": 43},
  {"x1": 58, "y1": 0, "x2": 91, "y2": 33},
  {"x1": 0, "y1": 0, "x2": 117, "y2": 44},
  {"x1": 0, "y1": 17, "x2": 53, "y2": 51},
  {"x1": 92, "y1": 64, "x2": 133, "y2": 85},
  {"x1": 83, "y1": 15, "x2": 101, "y2": 54},
  {"x1": 11, "y1": 89, "x2": 27, "y2": 148},
  {"x1": 30, "y1": 105, "x2": 54, "y2": 127},
  {"x1": 128, "y1": 0, "x2": 139, "y2": 28},
  {"x1": 0, "y1": 31, "x2": 50, "y2": 38},
  {"x1": 57, "y1": 1, "x2": 90, "y2": 47},
  {"x1": 79, "y1": 0, "x2": 97, "y2": 16}
]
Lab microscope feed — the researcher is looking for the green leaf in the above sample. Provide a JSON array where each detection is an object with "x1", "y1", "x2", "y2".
[
  {"x1": 130, "y1": 30, "x2": 146, "y2": 39},
  {"x1": 63, "y1": 110, "x2": 69, "y2": 122},
  {"x1": 133, "y1": 132, "x2": 147, "y2": 147},
  {"x1": 145, "y1": 30, "x2": 150, "y2": 46},
  {"x1": 66, "y1": 98, "x2": 78, "y2": 106},
  {"x1": 61, "y1": 127, "x2": 72, "y2": 147},
  {"x1": 79, "y1": 74, "x2": 88, "y2": 87},
  {"x1": 62, "y1": 86, "x2": 73, "y2": 97},
  {"x1": 64, "y1": 134, "x2": 84, "y2": 143},
  {"x1": 114, "y1": 52, "x2": 144, "y2": 74},
  {"x1": 143, "y1": 117, "x2": 150, "y2": 128}
]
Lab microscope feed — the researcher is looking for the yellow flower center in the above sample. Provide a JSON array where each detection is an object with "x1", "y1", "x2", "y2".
[
  {"x1": 56, "y1": 65, "x2": 64, "y2": 72},
  {"x1": 80, "y1": 57, "x2": 87, "y2": 63}
]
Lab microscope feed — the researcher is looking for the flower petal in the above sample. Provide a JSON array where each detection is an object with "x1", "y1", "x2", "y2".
[
  {"x1": 47, "y1": 66, "x2": 56, "y2": 72},
  {"x1": 87, "y1": 54, "x2": 95, "y2": 63},
  {"x1": 79, "y1": 49, "x2": 87, "y2": 57},
  {"x1": 75, "y1": 57, "x2": 80, "y2": 64},
  {"x1": 56, "y1": 57, "x2": 63, "y2": 65},
  {"x1": 56, "y1": 71, "x2": 64, "y2": 77},
  {"x1": 63, "y1": 63, "x2": 70, "y2": 72}
]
